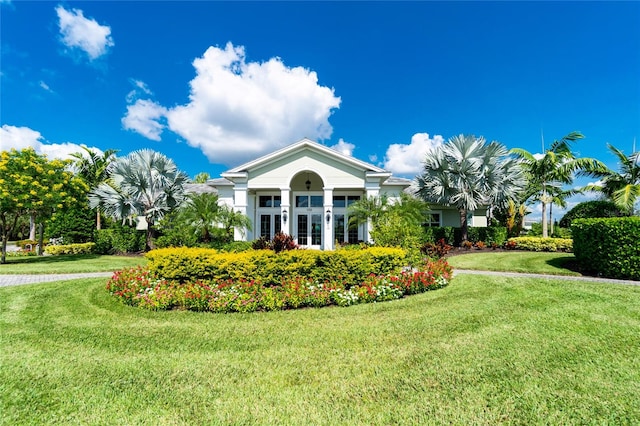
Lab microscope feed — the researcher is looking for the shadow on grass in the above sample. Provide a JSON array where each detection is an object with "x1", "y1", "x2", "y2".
[
  {"x1": 545, "y1": 255, "x2": 594, "y2": 277},
  {"x1": 2, "y1": 254, "x2": 102, "y2": 265}
]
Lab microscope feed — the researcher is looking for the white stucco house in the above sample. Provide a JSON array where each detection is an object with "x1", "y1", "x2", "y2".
[{"x1": 201, "y1": 138, "x2": 487, "y2": 250}]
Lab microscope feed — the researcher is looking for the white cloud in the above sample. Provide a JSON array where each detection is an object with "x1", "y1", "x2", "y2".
[
  {"x1": 383, "y1": 132, "x2": 445, "y2": 175},
  {"x1": 126, "y1": 79, "x2": 153, "y2": 103},
  {"x1": 123, "y1": 42, "x2": 341, "y2": 166},
  {"x1": 330, "y1": 138, "x2": 355, "y2": 156},
  {"x1": 0, "y1": 124, "x2": 98, "y2": 160},
  {"x1": 56, "y1": 5, "x2": 114, "y2": 60},
  {"x1": 39, "y1": 81, "x2": 53, "y2": 93},
  {"x1": 121, "y1": 99, "x2": 167, "y2": 141}
]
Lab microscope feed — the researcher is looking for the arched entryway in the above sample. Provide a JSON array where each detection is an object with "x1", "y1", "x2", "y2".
[{"x1": 290, "y1": 171, "x2": 326, "y2": 249}]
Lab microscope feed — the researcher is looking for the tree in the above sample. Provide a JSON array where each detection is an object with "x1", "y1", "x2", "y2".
[
  {"x1": 192, "y1": 172, "x2": 210, "y2": 183},
  {"x1": 70, "y1": 145, "x2": 118, "y2": 230},
  {"x1": 583, "y1": 143, "x2": 640, "y2": 214},
  {"x1": 0, "y1": 148, "x2": 88, "y2": 262},
  {"x1": 348, "y1": 192, "x2": 429, "y2": 253},
  {"x1": 179, "y1": 192, "x2": 223, "y2": 243},
  {"x1": 88, "y1": 149, "x2": 188, "y2": 251},
  {"x1": 559, "y1": 200, "x2": 627, "y2": 228},
  {"x1": 217, "y1": 205, "x2": 252, "y2": 243},
  {"x1": 511, "y1": 131, "x2": 605, "y2": 237},
  {"x1": 416, "y1": 135, "x2": 525, "y2": 242}
]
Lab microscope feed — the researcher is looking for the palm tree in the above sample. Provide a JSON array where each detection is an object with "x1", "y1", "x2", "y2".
[
  {"x1": 179, "y1": 193, "x2": 222, "y2": 243},
  {"x1": 511, "y1": 131, "x2": 605, "y2": 237},
  {"x1": 218, "y1": 205, "x2": 252, "y2": 243},
  {"x1": 415, "y1": 135, "x2": 525, "y2": 242},
  {"x1": 88, "y1": 149, "x2": 188, "y2": 250},
  {"x1": 583, "y1": 143, "x2": 640, "y2": 214},
  {"x1": 347, "y1": 194, "x2": 389, "y2": 229},
  {"x1": 70, "y1": 145, "x2": 118, "y2": 230}
]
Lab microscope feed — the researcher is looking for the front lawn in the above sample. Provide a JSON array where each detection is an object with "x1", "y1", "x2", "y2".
[
  {"x1": 446, "y1": 251, "x2": 581, "y2": 276},
  {"x1": 1, "y1": 275, "x2": 638, "y2": 424},
  {"x1": 0, "y1": 254, "x2": 147, "y2": 274}
]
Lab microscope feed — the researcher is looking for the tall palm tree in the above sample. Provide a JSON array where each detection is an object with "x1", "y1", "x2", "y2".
[
  {"x1": 88, "y1": 149, "x2": 188, "y2": 250},
  {"x1": 511, "y1": 131, "x2": 605, "y2": 237},
  {"x1": 415, "y1": 135, "x2": 525, "y2": 242},
  {"x1": 583, "y1": 143, "x2": 640, "y2": 214},
  {"x1": 70, "y1": 145, "x2": 118, "y2": 230}
]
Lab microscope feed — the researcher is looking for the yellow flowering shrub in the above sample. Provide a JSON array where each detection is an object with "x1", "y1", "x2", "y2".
[{"x1": 145, "y1": 247, "x2": 407, "y2": 287}]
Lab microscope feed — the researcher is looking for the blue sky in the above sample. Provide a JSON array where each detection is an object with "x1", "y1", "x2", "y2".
[{"x1": 2, "y1": 1, "x2": 639, "y2": 219}]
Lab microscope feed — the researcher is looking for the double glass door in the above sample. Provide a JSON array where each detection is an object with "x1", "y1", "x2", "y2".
[
  {"x1": 295, "y1": 194, "x2": 323, "y2": 248},
  {"x1": 297, "y1": 213, "x2": 322, "y2": 247}
]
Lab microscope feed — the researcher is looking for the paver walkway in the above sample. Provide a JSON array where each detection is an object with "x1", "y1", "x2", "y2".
[
  {"x1": 0, "y1": 270, "x2": 638, "y2": 288},
  {"x1": 0, "y1": 272, "x2": 113, "y2": 287}
]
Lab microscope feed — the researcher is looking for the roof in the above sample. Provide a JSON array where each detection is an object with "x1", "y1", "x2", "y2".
[
  {"x1": 223, "y1": 138, "x2": 387, "y2": 176},
  {"x1": 184, "y1": 183, "x2": 218, "y2": 195}
]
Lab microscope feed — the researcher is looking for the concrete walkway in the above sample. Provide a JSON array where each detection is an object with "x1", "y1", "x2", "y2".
[
  {"x1": 0, "y1": 269, "x2": 638, "y2": 288},
  {"x1": 0, "y1": 272, "x2": 114, "y2": 287},
  {"x1": 454, "y1": 269, "x2": 640, "y2": 286}
]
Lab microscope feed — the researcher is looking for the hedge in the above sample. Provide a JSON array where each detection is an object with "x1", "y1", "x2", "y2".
[
  {"x1": 44, "y1": 242, "x2": 95, "y2": 255},
  {"x1": 506, "y1": 237, "x2": 573, "y2": 252},
  {"x1": 572, "y1": 217, "x2": 640, "y2": 280},
  {"x1": 145, "y1": 247, "x2": 407, "y2": 288},
  {"x1": 426, "y1": 226, "x2": 507, "y2": 246}
]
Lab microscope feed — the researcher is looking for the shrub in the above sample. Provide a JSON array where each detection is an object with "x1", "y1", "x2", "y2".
[
  {"x1": 420, "y1": 238, "x2": 452, "y2": 259},
  {"x1": 431, "y1": 227, "x2": 456, "y2": 245},
  {"x1": 45, "y1": 242, "x2": 95, "y2": 255},
  {"x1": 145, "y1": 246, "x2": 407, "y2": 288},
  {"x1": 271, "y1": 232, "x2": 298, "y2": 253},
  {"x1": 560, "y1": 200, "x2": 628, "y2": 228},
  {"x1": 94, "y1": 225, "x2": 145, "y2": 254},
  {"x1": 506, "y1": 237, "x2": 573, "y2": 252},
  {"x1": 106, "y1": 258, "x2": 453, "y2": 313},
  {"x1": 572, "y1": 217, "x2": 640, "y2": 280}
]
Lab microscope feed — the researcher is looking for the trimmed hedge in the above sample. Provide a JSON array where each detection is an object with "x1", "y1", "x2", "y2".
[
  {"x1": 426, "y1": 226, "x2": 507, "y2": 246},
  {"x1": 45, "y1": 242, "x2": 95, "y2": 255},
  {"x1": 145, "y1": 247, "x2": 407, "y2": 288},
  {"x1": 572, "y1": 217, "x2": 640, "y2": 280},
  {"x1": 506, "y1": 237, "x2": 573, "y2": 252}
]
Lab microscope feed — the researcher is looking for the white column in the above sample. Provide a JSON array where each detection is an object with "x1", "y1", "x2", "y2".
[
  {"x1": 280, "y1": 187, "x2": 291, "y2": 236},
  {"x1": 323, "y1": 187, "x2": 334, "y2": 250},
  {"x1": 233, "y1": 183, "x2": 248, "y2": 241},
  {"x1": 364, "y1": 186, "x2": 380, "y2": 244}
]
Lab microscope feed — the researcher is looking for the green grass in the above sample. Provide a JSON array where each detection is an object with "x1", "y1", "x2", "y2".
[
  {"x1": 0, "y1": 254, "x2": 146, "y2": 274},
  {"x1": 1, "y1": 275, "x2": 639, "y2": 424},
  {"x1": 446, "y1": 251, "x2": 581, "y2": 276}
]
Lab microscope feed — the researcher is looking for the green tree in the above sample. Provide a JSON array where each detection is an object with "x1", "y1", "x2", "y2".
[
  {"x1": 416, "y1": 135, "x2": 525, "y2": 242},
  {"x1": 0, "y1": 148, "x2": 88, "y2": 262},
  {"x1": 217, "y1": 205, "x2": 252, "y2": 243},
  {"x1": 179, "y1": 192, "x2": 223, "y2": 243},
  {"x1": 348, "y1": 192, "x2": 429, "y2": 250},
  {"x1": 511, "y1": 132, "x2": 606, "y2": 237},
  {"x1": 88, "y1": 149, "x2": 188, "y2": 251},
  {"x1": 70, "y1": 145, "x2": 118, "y2": 230},
  {"x1": 583, "y1": 143, "x2": 640, "y2": 214},
  {"x1": 192, "y1": 172, "x2": 210, "y2": 183}
]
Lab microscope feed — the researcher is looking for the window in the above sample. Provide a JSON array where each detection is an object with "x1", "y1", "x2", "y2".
[
  {"x1": 258, "y1": 194, "x2": 282, "y2": 239},
  {"x1": 423, "y1": 212, "x2": 442, "y2": 227},
  {"x1": 332, "y1": 195, "x2": 362, "y2": 244},
  {"x1": 259, "y1": 195, "x2": 281, "y2": 208},
  {"x1": 296, "y1": 195, "x2": 323, "y2": 207}
]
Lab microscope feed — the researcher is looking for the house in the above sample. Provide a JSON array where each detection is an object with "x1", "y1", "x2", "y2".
[{"x1": 203, "y1": 138, "x2": 487, "y2": 249}]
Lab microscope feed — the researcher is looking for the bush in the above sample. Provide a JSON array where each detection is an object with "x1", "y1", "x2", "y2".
[
  {"x1": 106, "y1": 258, "x2": 453, "y2": 313},
  {"x1": 572, "y1": 217, "x2": 640, "y2": 280},
  {"x1": 145, "y1": 246, "x2": 408, "y2": 288},
  {"x1": 430, "y1": 227, "x2": 456, "y2": 245},
  {"x1": 45, "y1": 242, "x2": 95, "y2": 255},
  {"x1": 560, "y1": 200, "x2": 628, "y2": 228},
  {"x1": 506, "y1": 237, "x2": 573, "y2": 252},
  {"x1": 94, "y1": 225, "x2": 145, "y2": 254}
]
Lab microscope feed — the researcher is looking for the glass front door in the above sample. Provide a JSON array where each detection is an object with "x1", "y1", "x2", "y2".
[{"x1": 297, "y1": 213, "x2": 322, "y2": 248}]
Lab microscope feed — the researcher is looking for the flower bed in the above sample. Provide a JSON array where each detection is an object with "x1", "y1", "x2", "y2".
[{"x1": 106, "y1": 258, "x2": 453, "y2": 313}]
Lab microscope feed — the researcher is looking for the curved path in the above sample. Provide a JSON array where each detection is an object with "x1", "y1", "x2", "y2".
[
  {"x1": 0, "y1": 269, "x2": 638, "y2": 288},
  {"x1": 0, "y1": 272, "x2": 113, "y2": 287}
]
